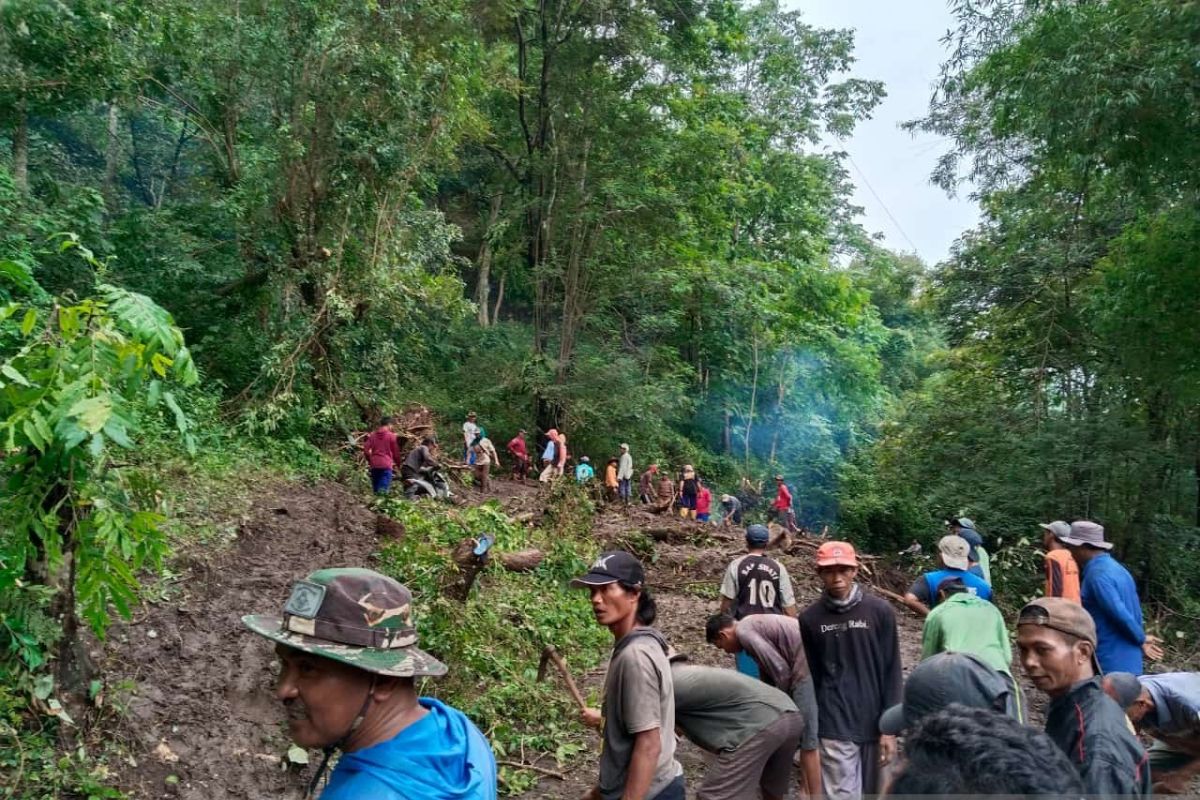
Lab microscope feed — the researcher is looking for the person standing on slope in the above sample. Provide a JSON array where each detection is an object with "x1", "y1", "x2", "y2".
[
  {"x1": 771, "y1": 476, "x2": 797, "y2": 533},
  {"x1": 799, "y1": 541, "x2": 902, "y2": 800},
  {"x1": 363, "y1": 417, "x2": 404, "y2": 494},
  {"x1": 1060, "y1": 520, "x2": 1163, "y2": 674},
  {"x1": 574, "y1": 552, "x2": 685, "y2": 800},
  {"x1": 1039, "y1": 520, "x2": 1081, "y2": 602},
  {"x1": 506, "y1": 429, "x2": 528, "y2": 483},
  {"x1": 617, "y1": 444, "x2": 634, "y2": 505}
]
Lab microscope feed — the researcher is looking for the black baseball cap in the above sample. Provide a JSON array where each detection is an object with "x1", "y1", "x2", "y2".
[
  {"x1": 879, "y1": 652, "x2": 1011, "y2": 735},
  {"x1": 570, "y1": 551, "x2": 645, "y2": 588}
]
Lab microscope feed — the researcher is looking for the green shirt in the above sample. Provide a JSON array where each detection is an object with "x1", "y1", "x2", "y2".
[
  {"x1": 921, "y1": 592, "x2": 1012, "y2": 675},
  {"x1": 671, "y1": 664, "x2": 796, "y2": 753}
]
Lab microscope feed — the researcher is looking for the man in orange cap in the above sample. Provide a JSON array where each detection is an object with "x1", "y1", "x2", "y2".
[{"x1": 799, "y1": 541, "x2": 902, "y2": 800}]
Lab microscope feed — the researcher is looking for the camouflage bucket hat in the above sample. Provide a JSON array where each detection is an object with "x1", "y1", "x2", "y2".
[{"x1": 242, "y1": 567, "x2": 447, "y2": 678}]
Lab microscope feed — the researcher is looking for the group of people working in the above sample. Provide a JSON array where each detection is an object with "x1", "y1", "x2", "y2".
[{"x1": 236, "y1": 512, "x2": 1199, "y2": 800}]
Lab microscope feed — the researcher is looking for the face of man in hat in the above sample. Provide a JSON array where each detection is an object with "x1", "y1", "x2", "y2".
[
  {"x1": 818, "y1": 564, "x2": 857, "y2": 599},
  {"x1": 588, "y1": 582, "x2": 639, "y2": 628},
  {"x1": 274, "y1": 643, "x2": 388, "y2": 749},
  {"x1": 1015, "y1": 625, "x2": 1093, "y2": 697}
]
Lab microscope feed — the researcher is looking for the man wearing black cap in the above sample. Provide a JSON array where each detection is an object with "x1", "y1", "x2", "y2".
[
  {"x1": 1104, "y1": 671, "x2": 1200, "y2": 795},
  {"x1": 879, "y1": 651, "x2": 1021, "y2": 737},
  {"x1": 573, "y1": 552, "x2": 684, "y2": 800},
  {"x1": 1016, "y1": 597, "x2": 1150, "y2": 797},
  {"x1": 242, "y1": 568, "x2": 496, "y2": 799}
]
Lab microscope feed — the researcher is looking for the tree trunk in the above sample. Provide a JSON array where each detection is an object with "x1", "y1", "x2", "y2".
[
  {"x1": 103, "y1": 102, "x2": 121, "y2": 216},
  {"x1": 744, "y1": 331, "x2": 760, "y2": 466},
  {"x1": 475, "y1": 194, "x2": 503, "y2": 326},
  {"x1": 12, "y1": 102, "x2": 29, "y2": 194},
  {"x1": 722, "y1": 407, "x2": 732, "y2": 455},
  {"x1": 492, "y1": 271, "x2": 506, "y2": 323}
]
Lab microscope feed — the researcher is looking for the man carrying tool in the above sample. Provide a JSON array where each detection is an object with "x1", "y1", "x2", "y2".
[
  {"x1": 705, "y1": 612, "x2": 821, "y2": 797},
  {"x1": 1016, "y1": 597, "x2": 1150, "y2": 797},
  {"x1": 669, "y1": 655, "x2": 805, "y2": 800},
  {"x1": 901, "y1": 535, "x2": 992, "y2": 617},
  {"x1": 573, "y1": 551, "x2": 684, "y2": 800},
  {"x1": 639, "y1": 464, "x2": 659, "y2": 504},
  {"x1": 1104, "y1": 671, "x2": 1200, "y2": 795},
  {"x1": 241, "y1": 568, "x2": 496, "y2": 799},
  {"x1": 798, "y1": 541, "x2": 902, "y2": 800}
]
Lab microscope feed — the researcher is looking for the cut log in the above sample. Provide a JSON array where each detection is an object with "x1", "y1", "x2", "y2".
[
  {"x1": 442, "y1": 537, "x2": 490, "y2": 602},
  {"x1": 499, "y1": 548, "x2": 545, "y2": 572}
]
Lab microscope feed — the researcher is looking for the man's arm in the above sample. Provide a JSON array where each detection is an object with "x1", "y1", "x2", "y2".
[
  {"x1": 1046, "y1": 557, "x2": 1064, "y2": 597},
  {"x1": 1092, "y1": 574, "x2": 1146, "y2": 645},
  {"x1": 902, "y1": 577, "x2": 932, "y2": 617},
  {"x1": 622, "y1": 729, "x2": 662, "y2": 800},
  {"x1": 920, "y1": 612, "x2": 940, "y2": 660},
  {"x1": 779, "y1": 565, "x2": 797, "y2": 616}
]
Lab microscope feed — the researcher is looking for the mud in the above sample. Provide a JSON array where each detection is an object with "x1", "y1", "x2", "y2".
[{"x1": 103, "y1": 481, "x2": 376, "y2": 799}]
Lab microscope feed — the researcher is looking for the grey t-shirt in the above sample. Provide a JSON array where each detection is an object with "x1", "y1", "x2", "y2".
[
  {"x1": 671, "y1": 663, "x2": 796, "y2": 753},
  {"x1": 599, "y1": 633, "x2": 683, "y2": 800},
  {"x1": 1141, "y1": 672, "x2": 1200, "y2": 737}
]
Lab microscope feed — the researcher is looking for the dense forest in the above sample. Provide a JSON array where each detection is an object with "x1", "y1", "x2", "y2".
[{"x1": 2, "y1": 0, "x2": 1199, "y2": 794}]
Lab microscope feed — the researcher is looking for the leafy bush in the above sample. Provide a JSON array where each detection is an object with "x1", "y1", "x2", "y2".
[{"x1": 373, "y1": 492, "x2": 609, "y2": 794}]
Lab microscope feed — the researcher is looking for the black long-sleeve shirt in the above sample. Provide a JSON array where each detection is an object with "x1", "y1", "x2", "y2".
[
  {"x1": 1045, "y1": 677, "x2": 1151, "y2": 798},
  {"x1": 799, "y1": 591, "x2": 903, "y2": 743}
]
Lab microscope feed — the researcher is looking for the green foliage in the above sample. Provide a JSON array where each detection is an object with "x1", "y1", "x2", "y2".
[
  {"x1": 0, "y1": 241, "x2": 196, "y2": 671},
  {"x1": 839, "y1": 0, "x2": 1200, "y2": 620},
  {"x1": 373, "y1": 493, "x2": 608, "y2": 794}
]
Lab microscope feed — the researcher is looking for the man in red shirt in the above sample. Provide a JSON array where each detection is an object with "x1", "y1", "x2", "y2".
[
  {"x1": 363, "y1": 416, "x2": 403, "y2": 494},
  {"x1": 771, "y1": 475, "x2": 797, "y2": 533},
  {"x1": 507, "y1": 429, "x2": 529, "y2": 482}
]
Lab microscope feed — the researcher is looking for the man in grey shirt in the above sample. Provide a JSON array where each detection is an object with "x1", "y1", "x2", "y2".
[
  {"x1": 671, "y1": 658, "x2": 803, "y2": 800},
  {"x1": 1105, "y1": 671, "x2": 1200, "y2": 794},
  {"x1": 706, "y1": 612, "x2": 821, "y2": 796},
  {"x1": 574, "y1": 551, "x2": 684, "y2": 800}
]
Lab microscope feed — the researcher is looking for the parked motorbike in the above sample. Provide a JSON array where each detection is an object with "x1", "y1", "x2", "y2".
[{"x1": 404, "y1": 468, "x2": 452, "y2": 500}]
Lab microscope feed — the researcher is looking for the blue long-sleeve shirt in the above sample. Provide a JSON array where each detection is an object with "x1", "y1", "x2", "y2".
[{"x1": 1080, "y1": 553, "x2": 1145, "y2": 675}]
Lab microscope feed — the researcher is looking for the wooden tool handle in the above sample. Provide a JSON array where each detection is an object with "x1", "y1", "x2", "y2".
[{"x1": 545, "y1": 645, "x2": 587, "y2": 711}]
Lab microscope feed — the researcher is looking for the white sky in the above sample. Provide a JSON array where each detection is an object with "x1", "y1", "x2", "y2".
[{"x1": 789, "y1": 0, "x2": 980, "y2": 266}]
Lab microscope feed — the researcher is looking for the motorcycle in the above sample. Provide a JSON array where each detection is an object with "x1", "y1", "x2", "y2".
[{"x1": 404, "y1": 467, "x2": 453, "y2": 500}]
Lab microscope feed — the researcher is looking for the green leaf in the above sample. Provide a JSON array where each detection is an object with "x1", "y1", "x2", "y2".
[
  {"x1": 20, "y1": 308, "x2": 37, "y2": 336},
  {"x1": 1, "y1": 364, "x2": 31, "y2": 387},
  {"x1": 69, "y1": 395, "x2": 114, "y2": 434}
]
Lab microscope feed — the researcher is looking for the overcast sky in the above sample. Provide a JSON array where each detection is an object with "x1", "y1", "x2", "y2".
[{"x1": 789, "y1": 0, "x2": 980, "y2": 266}]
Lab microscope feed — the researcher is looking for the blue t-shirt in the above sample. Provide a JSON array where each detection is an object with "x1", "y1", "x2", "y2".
[
  {"x1": 908, "y1": 568, "x2": 993, "y2": 607},
  {"x1": 321, "y1": 698, "x2": 497, "y2": 800},
  {"x1": 575, "y1": 463, "x2": 594, "y2": 482}
]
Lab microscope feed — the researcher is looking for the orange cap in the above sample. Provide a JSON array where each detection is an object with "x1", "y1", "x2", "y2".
[{"x1": 816, "y1": 540, "x2": 858, "y2": 568}]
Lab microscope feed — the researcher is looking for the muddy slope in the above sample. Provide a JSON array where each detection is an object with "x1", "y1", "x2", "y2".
[{"x1": 104, "y1": 482, "x2": 377, "y2": 799}]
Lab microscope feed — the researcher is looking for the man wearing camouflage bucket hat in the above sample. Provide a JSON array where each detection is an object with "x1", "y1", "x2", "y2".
[{"x1": 243, "y1": 568, "x2": 497, "y2": 799}]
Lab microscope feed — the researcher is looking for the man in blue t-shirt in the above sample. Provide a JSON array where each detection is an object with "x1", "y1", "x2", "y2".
[
  {"x1": 243, "y1": 568, "x2": 496, "y2": 799},
  {"x1": 903, "y1": 535, "x2": 992, "y2": 617}
]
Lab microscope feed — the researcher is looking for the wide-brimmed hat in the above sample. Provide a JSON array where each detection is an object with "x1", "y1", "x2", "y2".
[
  {"x1": 1057, "y1": 520, "x2": 1113, "y2": 550},
  {"x1": 242, "y1": 568, "x2": 447, "y2": 678}
]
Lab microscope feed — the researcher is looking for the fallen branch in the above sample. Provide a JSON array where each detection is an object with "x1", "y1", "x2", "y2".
[
  {"x1": 497, "y1": 759, "x2": 565, "y2": 780},
  {"x1": 499, "y1": 548, "x2": 544, "y2": 572}
]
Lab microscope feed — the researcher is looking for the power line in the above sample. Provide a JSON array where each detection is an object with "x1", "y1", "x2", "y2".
[{"x1": 846, "y1": 153, "x2": 921, "y2": 254}]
